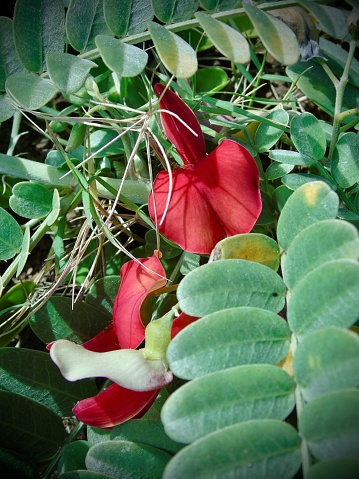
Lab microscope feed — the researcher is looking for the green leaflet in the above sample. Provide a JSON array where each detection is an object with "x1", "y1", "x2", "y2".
[
  {"x1": 0, "y1": 207, "x2": 23, "y2": 260},
  {"x1": 103, "y1": 0, "x2": 153, "y2": 36},
  {"x1": 9, "y1": 182, "x2": 53, "y2": 219},
  {"x1": 47, "y1": 52, "x2": 97, "y2": 94}
]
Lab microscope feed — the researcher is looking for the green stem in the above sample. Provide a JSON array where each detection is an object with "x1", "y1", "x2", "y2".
[{"x1": 7, "y1": 110, "x2": 23, "y2": 156}]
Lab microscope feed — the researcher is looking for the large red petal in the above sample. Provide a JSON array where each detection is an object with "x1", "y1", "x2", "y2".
[
  {"x1": 113, "y1": 255, "x2": 167, "y2": 349},
  {"x1": 154, "y1": 84, "x2": 206, "y2": 166},
  {"x1": 171, "y1": 312, "x2": 199, "y2": 339},
  {"x1": 82, "y1": 323, "x2": 119, "y2": 352},
  {"x1": 73, "y1": 383, "x2": 159, "y2": 428},
  {"x1": 148, "y1": 140, "x2": 261, "y2": 254}
]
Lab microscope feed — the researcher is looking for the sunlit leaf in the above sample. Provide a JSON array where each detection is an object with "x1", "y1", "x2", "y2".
[
  {"x1": 211, "y1": 233, "x2": 280, "y2": 271},
  {"x1": 277, "y1": 181, "x2": 339, "y2": 251},
  {"x1": 266, "y1": 162, "x2": 294, "y2": 181},
  {"x1": 194, "y1": 67, "x2": 229, "y2": 95},
  {"x1": 195, "y1": 12, "x2": 250, "y2": 64},
  {"x1": 177, "y1": 259, "x2": 286, "y2": 317},
  {"x1": 282, "y1": 219, "x2": 359, "y2": 289},
  {"x1": 6, "y1": 72, "x2": 58, "y2": 110},
  {"x1": 148, "y1": 22, "x2": 198, "y2": 78},
  {"x1": 293, "y1": 327, "x2": 359, "y2": 402},
  {"x1": 47, "y1": 52, "x2": 97, "y2": 94},
  {"x1": 162, "y1": 365, "x2": 295, "y2": 443},
  {"x1": 95, "y1": 35, "x2": 148, "y2": 77},
  {"x1": 269, "y1": 149, "x2": 316, "y2": 166},
  {"x1": 163, "y1": 420, "x2": 301, "y2": 479},
  {"x1": 58, "y1": 441, "x2": 90, "y2": 476},
  {"x1": 332, "y1": 132, "x2": 359, "y2": 188},
  {"x1": 287, "y1": 259, "x2": 359, "y2": 337},
  {"x1": 290, "y1": 112, "x2": 326, "y2": 160},
  {"x1": 243, "y1": 3, "x2": 299, "y2": 65},
  {"x1": 86, "y1": 440, "x2": 171, "y2": 478},
  {"x1": 152, "y1": 0, "x2": 199, "y2": 23},
  {"x1": 299, "y1": 389, "x2": 359, "y2": 460},
  {"x1": 9, "y1": 182, "x2": 53, "y2": 219},
  {"x1": 0, "y1": 391, "x2": 66, "y2": 463},
  {"x1": 168, "y1": 307, "x2": 290, "y2": 379},
  {"x1": 0, "y1": 348, "x2": 97, "y2": 416},
  {"x1": 255, "y1": 109, "x2": 289, "y2": 153},
  {"x1": 103, "y1": 0, "x2": 153, "y2": 36},
  {"x1": 13, "y1": 0, "x2": 65, "y2": 72},
  {"x1": 0, "y1": 207, "x2": 23, "y2": 260}
]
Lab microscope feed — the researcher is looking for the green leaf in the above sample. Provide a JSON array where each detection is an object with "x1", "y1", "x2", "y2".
[
  {"x1": 167, "y1": 307, "x2": 290, "y2": 379},
  {"x1": 195, "y1": 12, "x2": 250, "y2": 64},
  {"x1": 89, "y1": 129, "x2": 124, "y2": 157},
  {"x1": 287, "y1": 259, "x2": 359, "y2": 337},
  {"x1": 151, "y1": 0, "x2": 199, "y2": 23},
  {"x1": 293, "y1": 327, "x2": 359, "y2": 402},
  {"x1": 0, "y1": 94, "x2": 16, "y2": 122},
  {"x1": 111, "y1": 419, "x2": 183, "y2": 454},
  {"x1": 87, "y1": 427, "x2": 112, "y2": 446},
  {"x1": 148, "y1": 22, "x2": 198, "y2": 78},
  {"x1": 282, "y1": 173, "x2": 332, "y2": 191},
  {"x1": 13, "y1": 0, "x2": 65, "y2": 72},
  {"x1": 29, "y1": 296, "x2": 111, "y2": 344},
  {"x1": 163, "y1": 420, "x2": 301, "y2": 479},
  {"x1": 58, "y1": 441, "x2": 90, "y2": 475},
  {"x1": 86, "y1": 440, "x2": 171, "y2": 478},
  {"x1": 9, "y1": 182, "x2": 53, "y2": 219},
  {"x1": 266, "y1": 162, "x2": 294, "y2": 181},
  {"x1": 66, "y1": 0, "x2": 111, "y2": 53},
  {"x1": 194, "y1": 67, "x2": 229, "y2": 95},
  {"x1": 0, "y1": 447, "x2": 38, "y2": 479},
  {"x1": 319, "y1": 38, "x2": 359, "y2": 88},
  {"x1": 85, "y1": 275, "x2": 120, "y2": 316},
  {"x1": 177, "y1": 259, "x2": 286, "y2": 317},
  {"x1": 6, "y1": 72, "x2": 58, "y2": 110},
  {"x1": 95, "y1": 35, "x2": 148, "y2": 77},
  {"x1": 299, "y1": 389, "x2": 359, "y2": 460},
  {"x1": 0, "y1": 390, "x2": 66, "y2": 463},
  {"x1": 332, "y1": 132, "x2": 359, "y2": 188},
  {"x1": 298, "y1": 0, "x2": 348, "y2": 39},
  {"x1": 308, "y1": 457, "x2": 359, "y2": 479},
  {"x1": 0, "y1": 281, "x2": 35, "y2": 311},
  {"x1": 277, "y1": 181, "x2": 339, "y2": 251},
  {"x1": 200, "y1": 0, "x2": 239, "y2": 11},
  {"x1": 0, "y1": 206, "x2": 23, "y2": 260},
  {"x1": 103, "y1": 0, "x2": 153, "y2": 36},
  {"x1": 0, "y1": 17, "x2": 24, "y2": 91},
  {"x1": 47, "y1": 52, "x2": 97, "y2": 94},
  {"x1": 16, "y1": 225, "x2": 30, "y2": 277},
  {"x1": 286, "y1": 60, "x2": 359, "y2": 119},
  {"x1": 290, "y1": 112, "x2": 326, "y2": 160},
  {"x1": 0, "y1": 348, "x2": 97, "y2": 416},
  {"x1": 162, "y1": 365, "x2": 295, "y2": 444},
  {"x1": 269, "y1": 149, "x2": 316, "y2": 166},
  {"x1": 282, "y1": 219, "x2": 359, "y2": 289},
  {"x1": 211, "y1": 233, "x2": 280, "y2": 271},
  {"x1": 243, "y1": 3, "x2": 299, "y2": 65},
  {"x1": 255, "y1": 109, "x2": 289, "y2": 153},
  {"x1": 272, "y1": 184, "x2": 293, "y2": 211}
]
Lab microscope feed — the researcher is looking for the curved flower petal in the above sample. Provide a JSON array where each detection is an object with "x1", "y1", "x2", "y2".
[
  {"x1": 154, "y1": 83, "x2": 206, "y2": 165},
  {"x1": 171, "y1": 312, "x2": 199, "y2": 339},
  {"x1": 113, "y1": 255, "x2": 167, "y2": 349},
  {"x1": 149, "y1": 140, "x2": 261, "y2": 254},
  {"x1": 50, "y1": 340, "x2": 173, "y2": 391},
  {"x1": 82, "y1": 323, "x2": 119, "y2": 352},
  {"x1": 73, "y1": 383, "x2": 159, "y2": 428}
]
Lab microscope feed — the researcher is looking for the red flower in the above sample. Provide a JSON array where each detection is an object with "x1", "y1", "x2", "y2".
[
  {"x1": 148, "y1": 84, "x2": 262, "y2": 254},
  {"x1": 49, "y1": 254, "x2": 171, "y2": 428}
]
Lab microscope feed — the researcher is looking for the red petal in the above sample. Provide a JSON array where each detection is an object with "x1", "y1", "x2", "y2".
[
  {"x1": 148, "y1": 140, "x2": 261, "y2": 254},
  {"x1": 73, "y1": 383, "x2": 159, "y2": 428},
  {"x1": 154, "y1": 84, "x2": 206, "y2": 165},
  {"x1": 113, "y1": 255, "x2": 167, "y2": 349},
  {"x1": 171, "y1": 312, "x2": 199, "y2": 339},
  {"x1": 82, "y1": 323, "x2": 119, "y2": 352}
]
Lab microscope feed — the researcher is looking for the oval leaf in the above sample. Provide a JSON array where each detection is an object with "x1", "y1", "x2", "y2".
[
  {"x1": 243, "y1": 3, "x2": 299, "y2": 65},
  {"x1": 211, "y1": 233, "x2": 280, "y2": 270},
  {"x1": 0, "y1": 390, "x2": 66, "y2": 463},
  {"x1": 293, "y1": 327, "x2": 359, "y2": 402},
  {"x1": 95, "y1": 35, "x2": 148, "y2": 77},
  {"x1": 163, "y1": 420, "x2": 301, "y2": 479},
  {"x1": 332, "y1": 132, "x2": 359, "y2": 188},
  {"x1": 168, "y1": 307, "x2": 290, "y2": 379},
  {"x1": 162, "y1": 364, "x2": 295, "y2": 443},
  {"x1": 299, "y1": 389, "x2": 359, "y2": 460},
  {"x1": 152, "y1": 0, "x2": 199, "y2": 23},
  {"x1": 255, "y1": 108, "x2": 289, "y2": 153},
  {"x1": 148, "y1": 22, "x2": 198, "y2": 78},
  {"x1": 287, "y1": 259, "x2": 359, "y2": 337},
  {"x1": 290, "y1": 112, "x2": 326, "y2": 160},
  {"x1": 13, "y1": 0, "x2": 65, "y2": 72},
  {"x1": 282, "y1": 219, "x2": 359, "y2": 289},
  {"x1": 0, "y1": 206, "x2": 23, "y2": 260},
  {"x1": 277, "y1": 181, "x2": 339, "y2": 251},
  {"x1": 298, "y1": 0, "x2": 348, "y2": 39},
  {"x1": 195, "y1": 12, "x2": 250, "y2": 64},
  {"x1": 0, "y1": 94, "x2": 16, "y2": 122},
  {"x1": 177, "y1": 259, "x2": 286, "y2": 317},
  {"x1": 104, "y1": 0, "x2": 153, "y2": 36},
  {"x1": 9, "y1": 182, "x2": 53, "y2": 219},
  {"x1": 86, "y1": 440, "x2": 171, "y2": 478},
  {"x1": 6, "y1": 72, "x2": 58, "y2": 110},
  {"x1": 0, "y1": 17, "x2": 25, "y2": 91},
  {"x1": 47, "y1": 52, "x2": 97, "y2": 94}
]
